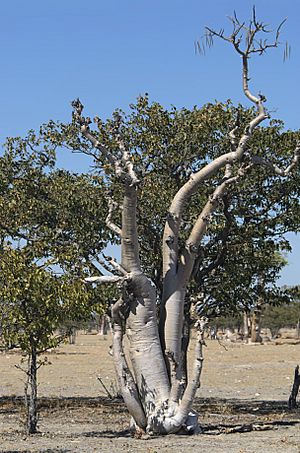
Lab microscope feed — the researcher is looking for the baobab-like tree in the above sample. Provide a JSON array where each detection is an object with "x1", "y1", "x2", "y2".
[{"x1": 66, "y1": 11, "x2": 299, "y2": 434}]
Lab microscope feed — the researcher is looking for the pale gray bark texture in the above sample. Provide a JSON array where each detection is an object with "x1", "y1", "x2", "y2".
[{"x1": 71, "y1": 14, "x2": 299, "y2": 434}]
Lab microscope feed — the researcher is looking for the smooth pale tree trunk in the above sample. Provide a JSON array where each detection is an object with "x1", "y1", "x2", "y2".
[
  {"x1": 243, "y1": 312, "x2": 250, "y2": 340},
  {"x1": 98, "y1": 315, "x2": 109, "y2": 335},
  {"x1": 250, "y1": 299, "x2": 263, "y2": 343},
  {"x1": 68, "y1": 327, "x2": 77, "y2": 344},
  {"x1": 72, "y1": 37, "x2": 300, "y2": 432}
]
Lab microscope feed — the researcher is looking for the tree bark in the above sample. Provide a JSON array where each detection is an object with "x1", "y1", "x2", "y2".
[
  {"x1": 243, "y1": 312, "x2": 250, "y2": 340},
  {"x1": 288, "y1": 365, "x2": 300, "y2": 409},
  {"x1": 119, "y1": 183, "x2": 171, "y2": 431},
  {"x1": 250, "y1": 300, "x2": 263, "y2": 343},
  {"x1": 26, "y1": 346, "x2": 38, "y2": 434}
]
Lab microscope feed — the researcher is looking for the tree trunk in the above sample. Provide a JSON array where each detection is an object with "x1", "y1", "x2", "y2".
[
  {"x1": 250, "y1": 311, "x2": 262, "y2": 343},
  {"x1": 125, "y1": 273, "x2": 171, "y2": 431},
  {"x1": 243, "y1": 312, "x2": 250, "y2": 340},
  {"x1": 68, "y1": 327, "x2": 77, "y2": 344},
  {"x1": 181, "y1": 306, "x2": 191, "y2": 391},
  {"x1": 25, "y1": 346, "x2": 38, "y2": 434},
  {"x1": 98, "y1": 315, "x2": 109, "y2": 335},
  {"x1": 288, "y1": 365, "x2": 300, "y2": 409},
  {"x1": 250, "y1": 299, "x2": 263, "y2": 343}
]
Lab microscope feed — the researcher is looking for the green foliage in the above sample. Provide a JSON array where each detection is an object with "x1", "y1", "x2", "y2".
[
  {"x1": 0, "y1": 131, "x2": 110, "y2": 270},
  {"x1": 43, "y1": 96, "x2": 299, "y2": 315},
  {"x1": 0, "y1": 131, "x2": 114, "y2": 354},
  {"x1": 0, "y1": 247, "x2": 90, "y2": 353},
  {"x1": 214, "y1": 296, "x2": 300, "y2": 332},
  {"x1": 1, "y1": 96, "x2": 299, "y2": 337},
  {"x1": 262, "y1": 300, "x2": 300, "y2": 332}
]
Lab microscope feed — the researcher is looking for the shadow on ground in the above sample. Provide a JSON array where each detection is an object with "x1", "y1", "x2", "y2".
[{"x1": 1, "y1": 395, "x2": 299, "y2": 437}]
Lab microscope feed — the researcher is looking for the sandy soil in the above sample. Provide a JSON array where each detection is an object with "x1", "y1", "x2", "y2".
[{"x1": 0, "y1": 332, "x2": 299, "y2": 452}]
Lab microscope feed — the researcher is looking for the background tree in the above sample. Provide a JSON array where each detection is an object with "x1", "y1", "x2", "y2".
[
  {"x1": 0, "y1": 131, "x2": 112, "y2": 434},
  {"x1": 0, "y1": 247, "x2": 90, "y2": 434}
]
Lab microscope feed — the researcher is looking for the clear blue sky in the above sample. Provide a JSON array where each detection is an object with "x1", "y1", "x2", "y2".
[{"x1": 0, "y1": 0, "x2": 299, "y2": 285}]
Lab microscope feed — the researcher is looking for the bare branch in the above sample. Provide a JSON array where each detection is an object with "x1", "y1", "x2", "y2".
[
  {"x1": 118, "y1": 139, "x2": 140, "y2": 186},
  {"x1": 106, "y1": 198, "x2": 122, "y2": 236},
  {"x1": 193, "y1": 196, "x2": 233, "y2": 284},
  {"x1": 72, "y1": 99, "x2": 139, "y2": 186},
  {"x1": 163, "y1": 317, "x2": 208, "y2": 433},
  {"x1": 84, "y1": 275, "x2": 124, "y2": 284},
  {"x1": 252, "y1": 142, "x2": 300, "y2": 176},
  {"x1": 178, "y1": 165, "x2": 252, "y2": 284},
  {"x1": 71, "y1": 99, "x2": 123, "y2": 174},
  {"x1": 102, "y1": 253, "x2": 127, "y2": 276},
  {"x1": 165, "y1": 350, "x2": 181, "y2": 404},
  {"x1": 176, "y1": 316, "x2": 207, "y2": 416},
  {"x1": 198, "y1": 11, "x2": 288, "y2": 106}
]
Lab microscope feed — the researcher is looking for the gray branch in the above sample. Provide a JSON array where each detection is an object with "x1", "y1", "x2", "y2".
[
  {"x1": 106, "y1": 198, "x2": 122, "y2": 236},
  {"x1": 252, "y1": 142, "x2": 300, "y2": 176}
]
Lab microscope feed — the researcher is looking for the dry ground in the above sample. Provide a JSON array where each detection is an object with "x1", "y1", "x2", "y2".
[{"x1": 0, "y1": 332, "x2": 300, "y2": 452}]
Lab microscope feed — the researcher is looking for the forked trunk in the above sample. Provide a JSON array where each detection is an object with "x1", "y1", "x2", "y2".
[
  {"x1": 71, "y1": 11, "x2": 300, "y2": 435},
  {"x1": 114, "y1": 273, "x2": 203, "y2": 434}
]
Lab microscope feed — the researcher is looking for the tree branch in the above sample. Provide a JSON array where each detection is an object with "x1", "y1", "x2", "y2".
[
  {"x1": 162, "y1": 106, "x2": 267, "y2": 283},
  {"x1": 162, "y1": 317, "x2": 207, "y2": 433},
  {"x1": 252, "y1": 142, "x2": 300, "y2": 175},
  {"x1": 102, "y1": 253, "x2": 127, "y2": 276},
  {"x1": 193, "y1": 193, "x2": 233, "y2": 286},
  {"x1": 111, "y1": 296, "x2": 147, "y2": 429},
  {"x1": 106, "y1": 198, "x2": 122, "y2": 236},
  {"x1": 84, "y1": 275, "x2": 124, "y2": 284},
  {"x1": 72, "y1": 99, "x2": 139, "y2": 186},
  {"x1": 178, "y1": 166, "x2": 250, "y2": 285}
]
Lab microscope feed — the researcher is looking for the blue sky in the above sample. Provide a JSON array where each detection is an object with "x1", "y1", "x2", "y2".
[{"x1": 0, "y1": 0, "x2": 299, "y2": 285}]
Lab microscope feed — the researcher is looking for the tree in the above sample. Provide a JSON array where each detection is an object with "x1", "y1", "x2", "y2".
[
  {"x1": 0, "y1": 247, "x2": 90, "y2": 433},
  {"x1": 0, "y1": 133, "x2": 111, "y2": 434},
  {"x1": 262, "y1": 287, "x2": 300, "y2": 336},
  {"x1": 44, "y1": 11, "x2": 299, "y2": 435},
  {"x1": 9, "y1": 10, "x2": 297, "y2": 435}
]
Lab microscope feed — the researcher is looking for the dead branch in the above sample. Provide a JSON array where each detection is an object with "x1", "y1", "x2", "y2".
[
  {"x1": 202, "y1": 419, "x2": 300, "y2": 435},
  {"x1": 97, "y1": 376, "x2": 113, "y2": 399},
  {"x1": 199, "y1": 8, "x2": 289, "y2": 107}
]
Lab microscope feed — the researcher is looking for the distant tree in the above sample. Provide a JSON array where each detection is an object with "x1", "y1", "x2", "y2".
[{"x1": 262, "y1": 287, "x2": 300, "y2": 335}]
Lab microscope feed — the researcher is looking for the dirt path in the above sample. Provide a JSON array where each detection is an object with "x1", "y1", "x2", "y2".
[{"x1": 0, "y1": 333, "x2": 299, "y2": 452}]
